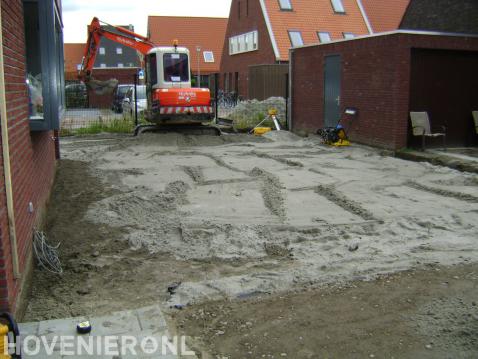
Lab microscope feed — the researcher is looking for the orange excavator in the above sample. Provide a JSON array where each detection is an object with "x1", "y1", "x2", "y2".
[{"x1": 78, "y1": 18, "x2": 218, "y2": 135}]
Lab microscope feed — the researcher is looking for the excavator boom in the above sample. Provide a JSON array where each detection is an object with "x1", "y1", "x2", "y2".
[{"x1": 79, "y1": 17, "x2": 155, "y2": 81}]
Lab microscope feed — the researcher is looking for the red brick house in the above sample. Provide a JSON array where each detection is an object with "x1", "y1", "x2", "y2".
[
  {"x1": 0, "y1": 0, "x2": 62, "y2": 315},
  {"x1": 219, "y1": 0, "x2": 372, "y2": 99},
  {"x1": 64, "y1": 43, "x2": 85, "y2": 81},
  {"x1": 147, "y1": 16, "x2": 228, "y2": 88},
  {"x1": 290, "y1": 1, "x2": 478, "y2": 149}
]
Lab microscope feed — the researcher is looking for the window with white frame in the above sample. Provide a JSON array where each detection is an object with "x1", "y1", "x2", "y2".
[
  {"x1": 343, "y1": 32, "x2": 355, "y2": 39},
  {"x1": 116, "y1": 47, "x2": 123, "y2": 54},
  {"x1": 331, "y1": 0, "x2": 345, "y2": 13},
  {"x1": 118, "y1": 63, "x2": 124, "y2": 68},
  {"x1": 288, "y1": 31, "x2": 303, "y2": 47},
  {"x1": 203, "y1": 51, "x2": 215, "y2": 63},
  {"x1": 229, "y1": 30, "x2": 259, "y2": 55},
  {"x1": 278, "y1": 0, "x2": 292, "y2": 10},
  {"x1": 99, "y1": 47, "x2": 106, "y2": 55},
  {"x1": 100, "y1": 63, "x2": 106, "y2": 68},
  {"x1": 318, "y1": 32, "x2": 332, "y2": 43}
]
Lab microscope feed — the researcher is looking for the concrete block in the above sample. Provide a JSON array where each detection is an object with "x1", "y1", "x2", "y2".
[
  {"x1": 18, "y1": 321, "x2": 39, "y2": 337},
  {"x1": 37, "y1": 316, "x2": 88, "y2": 338},
  {"x1": 90, "y1": 310, "x2": 141, "y2": 336},
  {"x1": 135, "y1": 305, "x2": 168, "y2": 333}
]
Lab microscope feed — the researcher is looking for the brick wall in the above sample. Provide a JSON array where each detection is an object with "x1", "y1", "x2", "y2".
[
  {"x1": 87, "y1": 67, "x2": 138, "y2": 108},
  {"x1": 219, "y1": 0, "x2": 277, "y2": 98},
  {"x1": 291, "y1": 32, "x2": 478, "y2": 150},
  {"x1": 0, "y1": 0, "x2": 57, "y2": 314}
]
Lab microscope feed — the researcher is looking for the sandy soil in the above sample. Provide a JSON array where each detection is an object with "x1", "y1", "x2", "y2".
[
  {"x1": 174, "y1": 263, "x2": 478, "y2": 358},
  {"x1": 23, "y1": 132, "x2": 478, "y2": 356}
]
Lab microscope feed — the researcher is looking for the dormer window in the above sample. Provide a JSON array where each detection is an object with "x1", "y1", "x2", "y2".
[
  {"x1": 203, "y1": 51, "x2": 215, "y2": 63},
  {"x1": 331, "y1": 0, "x2": 345, "y2": 13},
  {"x1": 343, "y1": 32, "x2": 355, "y2": 39},
  {"x1": 288, "y1": 31, "x2": 303, "y2": 47},
  {"x1": 318, "y1": 32, "x2": 332, "y2": 43},
  {"x1": 279, "y1": 0, "x2": 292, "y2": 11}
]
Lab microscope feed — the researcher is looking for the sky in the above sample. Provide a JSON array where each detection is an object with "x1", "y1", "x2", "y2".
[{"x1": 62, "y1": 0, "x2": 232, "y2": 43}]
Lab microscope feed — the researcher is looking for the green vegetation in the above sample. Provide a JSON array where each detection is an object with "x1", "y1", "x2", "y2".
[{"x1": 60, "y1": 118, "x2": 136, "y2": 136}]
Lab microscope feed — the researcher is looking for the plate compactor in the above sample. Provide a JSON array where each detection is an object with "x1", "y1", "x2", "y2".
[{"x1": 317, "y1": 124, "x2": 350, "y2": 146}]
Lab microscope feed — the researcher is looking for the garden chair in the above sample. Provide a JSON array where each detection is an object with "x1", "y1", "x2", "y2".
[{"x1": 410, "y1": 112, "x2": 446, "y2": 151}]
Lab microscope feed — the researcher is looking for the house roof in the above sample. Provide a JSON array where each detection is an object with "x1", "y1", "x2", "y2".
[
  {"x1": 64, "y1": 43, "x2": 85, "y2": 75},
  {"x1": 262, "y1": 0, "x2": 371, "y2": 61},
  {"x1": 399, "y1": 0, "x2": 478, "y2": 35},
  {"x1": 360, "y1": 0, "x2": 411, "y2": 33},
  {"x1": 147, "y1": 16, "x2": 228, "y2": 74}
]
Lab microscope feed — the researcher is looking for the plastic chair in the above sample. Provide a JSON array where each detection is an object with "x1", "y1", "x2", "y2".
[{"x1": 410, "y1": 112, "x2": 446, "y2": 151}]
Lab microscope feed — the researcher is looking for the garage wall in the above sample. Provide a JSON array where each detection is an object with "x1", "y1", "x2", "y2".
[
  {"x1": 290, "y1": 32, "x2": 478, "y2": 150},
  {"x1": 290, "y1": 33, "x2": 410, "y2": 149}
]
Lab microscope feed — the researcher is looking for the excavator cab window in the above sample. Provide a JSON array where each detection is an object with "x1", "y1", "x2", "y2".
[
  {"x1": 146, "y1": 53, "x2": 157, "y2": 86},
  {"x1": 163, "y1": 53, "x2": 189, "y2": 82}
]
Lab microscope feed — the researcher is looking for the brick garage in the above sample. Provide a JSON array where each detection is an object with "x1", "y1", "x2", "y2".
[
  {"x1": 1, "y1": 0, "x2": 59, "y2": 315},
  {"x1": 290, "y1": 31, "x2": 478, "y2": 150}
]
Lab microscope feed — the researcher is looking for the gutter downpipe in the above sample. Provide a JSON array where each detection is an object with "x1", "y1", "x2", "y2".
[
  {"x1": 288, "y1": 49, "x2": 293, "y2": 130},
  {"x1": 356, "y1": 0, "x2": 374, "y2": 34},
  {"x1": 0, "y1": 2, "x2": 21, "y2": 279}
]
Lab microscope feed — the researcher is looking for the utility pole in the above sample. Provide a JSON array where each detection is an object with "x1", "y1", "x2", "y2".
[
  {"x1": 134, "y1": 73, "x2": 138, "y2": 127},
  {"x1": 196, "y1": 46, "x2": 201, "y2": 87}
]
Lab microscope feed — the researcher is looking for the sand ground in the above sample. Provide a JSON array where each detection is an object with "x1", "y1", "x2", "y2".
[{"x1": 24, "y1": 132, "x2": 478, "y2": 357}]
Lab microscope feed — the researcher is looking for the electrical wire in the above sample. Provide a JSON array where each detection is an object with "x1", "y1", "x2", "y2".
[{"x1": 33, "y1": 230, "x2": 63, "y2": 275}]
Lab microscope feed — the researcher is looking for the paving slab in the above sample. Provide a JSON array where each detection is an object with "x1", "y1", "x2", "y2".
[
  {"x1": 89, "y1": 310, "x2": 141, "y2": 336},
  {"x1": 135, "y1": 305, "x2": 169, "y2": 334},
  {"x1": 18, "y1": 306, "x2": 192, "y2": 358}
]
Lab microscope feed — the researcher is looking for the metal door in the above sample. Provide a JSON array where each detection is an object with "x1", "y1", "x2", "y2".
[{"x1": 324, "y1": 55, "x2": 342, "y2": 127}]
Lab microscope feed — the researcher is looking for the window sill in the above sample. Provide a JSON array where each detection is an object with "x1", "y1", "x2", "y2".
[{"x1": 229, "y1": 48, "x2": 259, "y2": 56}]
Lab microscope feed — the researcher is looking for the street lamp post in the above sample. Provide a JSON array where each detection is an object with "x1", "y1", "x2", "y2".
[{"x1": 196, "y1": 46, "x2": 201, "y2": 88}]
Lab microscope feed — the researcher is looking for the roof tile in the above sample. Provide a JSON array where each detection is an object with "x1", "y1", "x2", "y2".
[
  {"x1": 64, "y1": 43, "x2": 85, "y2": 75},
  {"x1": 264, "y1": 0, "x2": 371, "y2": 60},
  {"x1": 361, "y1": 0, "x2": 411, "y2": 33}
]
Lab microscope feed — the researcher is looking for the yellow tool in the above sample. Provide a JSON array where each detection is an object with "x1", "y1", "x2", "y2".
[
  {"x1": 0, "y1": 324, "x2": 10, "y2": 359},
  {"x1": 253, "y1": 127, "x2": 272, "y2": 136},
  {"x1": 0, "y1": 312, "x2": 19, "y2": 359},
  {"x1": 251, "y1": 108, "x2": 282, "y2": 135}
]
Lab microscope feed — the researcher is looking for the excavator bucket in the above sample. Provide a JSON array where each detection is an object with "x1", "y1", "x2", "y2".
[{"x1": 86, "y1": 77, "x2": 119, "y2": 95}]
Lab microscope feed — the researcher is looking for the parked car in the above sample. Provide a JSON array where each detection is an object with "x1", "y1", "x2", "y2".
[
  {"x1": 65, "y1": 82, "x2": 87, "y2": 108},
  {"x1": 112, "y1": 84, "x2": 134, "y2": 113},
  {"x1": 122, "y1": 85, "x2": 147, "y2": 119}
]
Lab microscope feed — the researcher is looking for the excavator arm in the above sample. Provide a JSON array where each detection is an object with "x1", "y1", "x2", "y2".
[{"x1": 79, "y1": 17, "x2": 155, "y2": 81}]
